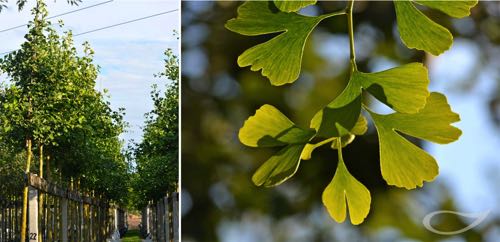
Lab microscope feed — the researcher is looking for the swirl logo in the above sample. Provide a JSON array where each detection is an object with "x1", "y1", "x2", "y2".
[{"x1": 422, "y1": 210, "x2": 490, "y2": 235}]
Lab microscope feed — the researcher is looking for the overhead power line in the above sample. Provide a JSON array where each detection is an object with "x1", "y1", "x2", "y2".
[
  {"x1": 0, "y1": 9, "x2": 179, "y2": 56},
  {"x1": 0, "y1": 0, "x2": 114, "y2": 34},
  {"x1": 74, "y1": 9, "x2": 178, "y2": 36}
]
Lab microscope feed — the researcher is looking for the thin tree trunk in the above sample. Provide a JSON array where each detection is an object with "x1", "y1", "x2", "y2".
[
  {"x1": 21, "y1": 138, "x2": 33, "y2": 242},
  {"x1": 38, "y1": 144, "x2": 44, "y2": 242}
]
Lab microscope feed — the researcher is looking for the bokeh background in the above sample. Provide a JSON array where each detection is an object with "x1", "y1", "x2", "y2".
[{"x1": 181, "y1": 1, "x2": 500, "y2": 241}]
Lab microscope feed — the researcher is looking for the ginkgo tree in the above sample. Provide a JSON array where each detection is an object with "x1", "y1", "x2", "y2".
[
  {"x1": 131, "y1": 48, "x2": 179, "y2": 209},
  {"x1": 227, "y1": 0, "x2": 476, "y2": 225},
  {"x1": 0, "y1": 0, "x2": 130, "y2": 239}
]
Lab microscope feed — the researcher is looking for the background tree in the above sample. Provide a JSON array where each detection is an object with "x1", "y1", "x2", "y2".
[
  {"x1": 0, "y1": 0, "x2": 81, "y2": 12},
  {"x1": 0, "y1": 0, "x2": 130, "y2": 238},
  {"x1": 131, "y1": 47, "x2": 179, "y2": 209}
]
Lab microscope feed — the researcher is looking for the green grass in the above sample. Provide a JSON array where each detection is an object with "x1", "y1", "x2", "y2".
[{"x1": 121, "y1": 229, "x2": 142, "y2": 242}]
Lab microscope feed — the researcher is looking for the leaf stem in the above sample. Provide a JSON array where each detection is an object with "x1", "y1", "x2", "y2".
[
  {"x1": 336, "y1": 137, "x2": 344, "y2": 164},
  {"x1": 312, "y1": 137, "x2": 337, "y2": 148},
  {"x1": 347, "y1": 0, "x2": 357, "y2": 70},
  {"x1": 321, "y1": 9, "x2": 347, "y2": 19}
]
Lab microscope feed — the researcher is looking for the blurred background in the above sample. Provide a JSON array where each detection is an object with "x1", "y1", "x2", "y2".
[{"x1": 181, "y1": 1, "x2": 500, "y2": 241}]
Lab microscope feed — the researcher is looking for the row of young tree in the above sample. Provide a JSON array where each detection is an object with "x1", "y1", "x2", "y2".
[
  {"x1": 0, "y1": 0, "x2": 178, "y2": 237},
  {"x1": 129, "y1": 47, "x2": 179, "y2": 210}
]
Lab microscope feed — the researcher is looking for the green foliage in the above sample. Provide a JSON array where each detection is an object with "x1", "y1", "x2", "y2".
[
  {"x1": 0, "y1": 142, "x2": 24, "y2": 197},
  {"x1": 0, "y1": 0, "x2": 129, "y2": 205},
  {"x1": 0, "y1": 2, "x2": 97, "y2": 147},
  {"x1": 226, "y1": 1, "x2": 343, "y2": 85},
  {"x1": 239, "y1": 104, "x2": 314, "y2": 147},
  {"x1": 323, "y1": 139, "x2": 370, "y2": 225},
  {"x1": 239, "y1": 105, "x2": 314, "y2": 186},
  {"x1": 228, "y1": 0, "x2": 474, "y2": 225},
  {"x1": 395, "y1": 0, "x2": 478, "y2": 55},
  {"x1": 273, "y1": 0, "x2": 316, "y2": 13},
  {"x1": 131, "y1": 47, "x2": 179, "y2": 209},
  {"x1": 0, "y1": 0, "x2": 81, "y2": 13},
  {"x1": 370, "y1": 92, "x2": 461, "y2": 189}
]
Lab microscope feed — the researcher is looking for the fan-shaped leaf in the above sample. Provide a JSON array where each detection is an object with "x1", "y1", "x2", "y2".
[
  {"x1": 356, "y1": 62, "x2": 430, "y2": 114},
  {"x1": 394, "y1": 0, "x2": 452, "y2": 55},
  {"x1": 323, "y1": 152, "x2": 371, "y2": 225},
  {"x1": 252, "y1": 144, "x2": 306, "y2": 187},
  {"x1": 310, "y1": 80, "x2": 363, "y2": 138},
  {"x1": 239, "y1": 104, "x2": 314, "y2": 147},
  {"x1": 369, "y1": 92, "x2": 461, "y2": 189},
  {"x1": 226, "y1": 1, "x2": 332, "y2": 85}
]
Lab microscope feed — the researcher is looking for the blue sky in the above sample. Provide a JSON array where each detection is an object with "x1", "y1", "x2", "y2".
[{"x1": 0, "y1": 0, "x2": 180, "y2": 145}]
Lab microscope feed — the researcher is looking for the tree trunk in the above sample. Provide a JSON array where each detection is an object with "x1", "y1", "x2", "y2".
[
  {"x1": 21, "y1": 138, "x2": 33, "y2": 242},
  {"x1": 38, "y1": 144, "x2": 44, "y2": 242}
]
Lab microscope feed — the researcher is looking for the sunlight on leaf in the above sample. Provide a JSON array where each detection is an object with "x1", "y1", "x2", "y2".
[
  {"x1": 239, "y1": 104, "x2": 314, "y2": 147},
  {"x1": 226, "y1": 1, "x2": 332, "y2": 85},
  {"x1": 239, "y1": 105, "x2": 315, "y2": 186},
  {"x1": 329, "y1": 115, "x2": 367, "y2": 149},
  {"x1": 323, "y1": 142, "x2": 371, "y2": 225},
  {"x1": 394, "y1": 0, "x2": 452, "y2": 55},
  {"x1": 252, "y1": 144, "x2": 306, "y2": 187},
  {"x1": 311, "y1": 63, "x2": 428, "y2": 138},
  {"x1": 310, "y1": 80, "x2": 363, "y2": 138},
  {"x1": 274, "y1": 0, "x2": 316, "y2": 13},
  {"x1": 356, "y1": 62, "x2": 430, "y2": 113},
  {"x1": 415, "y1": 0, "x2": 478, "y2": 18},
  {"x1": 369, "y1": 92, "x2": 462, "y2": 189}
]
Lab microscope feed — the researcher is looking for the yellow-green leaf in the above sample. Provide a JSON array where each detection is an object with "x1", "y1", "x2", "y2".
[
  {"x1": 239, "y1": 104, "x2": 314, "y2": 147},
  {"x1": 225, "y1": 1, "x2": 331, "y2": 85},
  {"x1": 415, "y1": 0, "x2": 478, "y2": 18},
  {"x1": 274, "y1": 0, "x2": 316, "y2": 13},
  {"x1": 310, "y1": 80, "x2": 363, "y2": 138},
  {"x1": 329, "y1": 115, "x2": 368, "y2": 150},
  {"x1": 300, "y1": 118, "x2": 362, "y2": 160},
  {"x1": 351, "y1": 115, "x2": 368, "y2": 136},
  {"x1": 394, "y1": 0, "x2": 452, "y2": 55},
  {"x1": 369, "y1": 92, "x2": 462, "y2": 189},
  {"x1": 311, "y1": 63, "x2": 428, "y2": 138},
  {"x1": 252, "y1": 144, "x2": 305, "y2": 187},
  {"x1": 322, "y1": 148, "x2": 371, "y2": 225},
  {"x1": 355, "y1": 62, "x2": 430, "y2": 114},
  {"x1": 377, "y1": 93, "x2": 462, "y2": 144}
]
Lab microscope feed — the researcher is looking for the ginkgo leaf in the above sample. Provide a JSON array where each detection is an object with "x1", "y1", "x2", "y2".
[
  {"x1": 369, "y1": 92, "x2": 462, "y2": 189},
  {"x1": 330, "y1": 115, "x2": 368, "y2": 150},
  {"x1": 351, "y1": 114, "x2": 368, "y2": 136},
  {"x1": 394, "y1": 0, "x2": 452, "y2": 55},
  {"x1": 274, "y1": 0, "x2": 316, "y2": 13},
  {"x1": 323, "y1": 143, "x2": 371, "y2": 225},
  {"x1": 311, "y1": 80, "x2": 363, "y2": 138},
  {"x1": 355, "y1": 62, "x2": 430, "y2": 114},
  {"x1": 376, "y1": 93, "x2": 462, "y2": 144},
  {"x1": 300, "y1": 116, "x2": 362, "y2": 160},
  {"x1": 415, "y1": 0, "x2": 478, "y2": 18},
  {"x1": 239, "y1": 104, "x2": 314, "y2": 147},
  {"x1": 252, "y1": 144, "x2": 306, "y2": 187},
  {"x1": 311, "y1": 63, "x2": 428, "y2": 138},
  {"x1": 226, "y1": 1, "x2": 333, "y2": 85}
]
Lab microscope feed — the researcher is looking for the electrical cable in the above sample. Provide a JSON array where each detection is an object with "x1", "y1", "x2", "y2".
[
  {"x1": 0, "y1": 0, "x2": 114, "y2": 34},
  {"x1": 0, "y1": 8, "x2": 179, "y2": 56}
]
